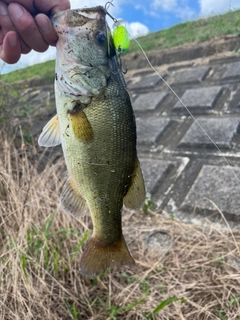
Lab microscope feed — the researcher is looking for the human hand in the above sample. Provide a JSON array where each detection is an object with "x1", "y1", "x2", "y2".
[{"x1": 0, "y1": 0, "x2": 70, "y2": 64}]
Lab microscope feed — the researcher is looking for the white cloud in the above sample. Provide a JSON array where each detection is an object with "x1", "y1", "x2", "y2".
[
  {"x1": 198, "y1": 0, "x2": 240, "y2": 16},
  {"x1": 150, "y1": 0, "x2": 197, "y2": 21},
  {"x1": 126, "y1": 22, "x2": 150, "y2": 38},
  {"x1": 136, "y1": 4, "x2": 160, "y2": 18},
  {"x1": 152, "y1": 0, "x2": 177, "y2": 11},
  {"x1": 175, "y1": 6, "x2": 198, "y2": 21}
]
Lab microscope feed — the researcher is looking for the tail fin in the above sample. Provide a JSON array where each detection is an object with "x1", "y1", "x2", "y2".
[{"x1": 79, "y1": 235, "x2": 135, "y2": 276}]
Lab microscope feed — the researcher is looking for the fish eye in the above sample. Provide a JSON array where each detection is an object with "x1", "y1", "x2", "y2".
[{"x1": 96, "y1": 32, "x2": 106, "y2": 43}]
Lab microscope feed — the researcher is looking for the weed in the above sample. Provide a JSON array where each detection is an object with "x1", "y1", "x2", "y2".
[
  {"x1": 229, "y1": 295, "x2": 240, "y2": 306},
  {"x1": 199, "y1": 33, "x2": 211, "y2": 42},
  {"x1": 152, "y1": 297, "x2": 186, "y2": 314},
  {"x1": 0, "y1": 134, "x2": 240, "y2": 319},
  {"x1": 140, "y1": 279, "x2": 151, "y2": 295},
  {"x1": 70, "y1": 231, "x2": 90, "y2": 262},
  {"x1": 215, "y1": 309, "x2": 227, "y2": 320},
  {"x1": 66, "y1": 301, "x2": 79, "y2": 320},
  {"x1": 107, "y1": 299, "x2": 145, "y2": 319},
  {"x1": 121, "y1": 272, "x2": 138, "y2": 284},
  {"x1": 142, "y1": 193, "x2": 155, "y2": 213},
  {"x1": 214, "y1": 255, "x2": 225, "y2": 268},
  {"x1": 145, "y1": 297, "x2": 186, "y2": 319}
]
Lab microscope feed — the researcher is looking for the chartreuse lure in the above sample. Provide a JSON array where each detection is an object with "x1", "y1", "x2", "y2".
[{"x1": 112, "y1": 21, "x2": 130, "y2": 53}]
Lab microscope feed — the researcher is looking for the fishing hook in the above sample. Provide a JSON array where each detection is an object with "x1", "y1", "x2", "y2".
[
  {"x1": 118, "y1": 49, "x2": 128, "y2": 74},
  {"x1": 105, "y1": 2, "x2": 128, "y2": 75},
  {"x1": 105, "y1": 1, "x2": 118, "y2": 23},
  {"x1": 110, "y1": 53, "x2": 127, "y2": 75},
  {"x1": 105, "y1": 1, "x2": 113, "y2": 10}
]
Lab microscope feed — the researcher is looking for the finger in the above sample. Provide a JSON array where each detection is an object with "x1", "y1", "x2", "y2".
[
  {"x1": 4, "y1": 0, "x2": 70, "y2": 15},
  {"x1": 8, "y1": 3, "x2": 49, "y2": 52},
  {"x1": 0, "y1": 29, "x2": 3, "y2": 45},
  {"x1": 0, "y1": 1, "x2": 31, "y2": 54},
  {"x1": 34, "y1": 0, "x2": 70, "y2": 14},
  {"x1": 35, "y1": 13, "x2": 58, "y2": 46},
  {"x1": 0, "y1": 31, "x2": 22, "y2": 64},
  {"x1": 3, "y1": 0, "x2": 36, "y2": 14}
]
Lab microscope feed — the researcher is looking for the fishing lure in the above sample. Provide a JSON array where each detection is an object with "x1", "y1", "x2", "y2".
[
  {"x1": 112, "y1": 21, "x2": 130, "y2": 53},
  {"x1": 105, "y1": 2, "x2": 130, "y2": 54}
]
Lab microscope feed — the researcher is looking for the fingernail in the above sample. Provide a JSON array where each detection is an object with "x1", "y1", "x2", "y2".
[
  {"x1": 0, "y1": 3, "x2": 8, "y2": 15},
  {"x1": 9, "y1": 3, "x2": 23, "y2": 20},
  {"x1": 8, "y1": 33, "x2": 17, "y2": 47}
]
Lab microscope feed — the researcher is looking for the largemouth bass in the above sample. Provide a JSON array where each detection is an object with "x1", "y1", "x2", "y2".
[{"x1": 38, "y1": 6, "x2": 145, "y2": 276}]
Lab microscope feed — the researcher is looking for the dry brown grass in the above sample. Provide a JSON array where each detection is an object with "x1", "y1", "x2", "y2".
[{"x1": 0, "y1": 136, "x2": 240, "y2": 320}]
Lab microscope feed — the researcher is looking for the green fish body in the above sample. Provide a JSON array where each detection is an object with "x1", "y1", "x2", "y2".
[{"x1": 38, "y1": 6, "x2": 145, "y2": 276}]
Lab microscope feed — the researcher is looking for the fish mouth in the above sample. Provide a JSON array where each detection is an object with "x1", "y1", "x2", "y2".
[{"x1": 52, "y1": 6, "x2": 111, "y2": 98}]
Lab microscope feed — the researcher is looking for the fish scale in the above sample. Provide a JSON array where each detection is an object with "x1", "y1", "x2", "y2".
[
  {"x1": 38, "y1": 6, "x2": 145, "y2": 276},
  {"x1": 63, "y1": 75, "x2": 136, "y2": 243}
]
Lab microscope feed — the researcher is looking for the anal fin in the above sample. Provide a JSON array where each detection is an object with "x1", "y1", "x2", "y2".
[
  {"x1": 60, "y1": 178, "x2": 88, "y2": 217},
  {"x1": 123, "y1": 158, "x2": 146, "y2": 209},
  {"x1": 38, "y1": 114, "x2": 61, "y2": 147}
]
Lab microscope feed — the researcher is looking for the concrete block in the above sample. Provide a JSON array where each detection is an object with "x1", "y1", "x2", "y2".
[
  {"x1": 172, "y1": 66, "x2": 210, "y2": 84},
  {"x1": 181, "y1": 165, "x2": 240, "y2": 218},
  {"x1": 222, "y1": 61, "x2": 240, "y2": 79},
  {"x1": 129, "y1": 74, "x2": 161, "y2": 90},
  {"x1": 136, "y1": 117, "x2": 170, "y2": 145},
  {"x1": 174, "y1": 86, "x2": 222, "y2": 111},
  {"x1": 133, "y1": 91, "x2": 167, "y2": 111},
  {"x1": 179, "y1": 118, "x2": 240, "y2": 149}
]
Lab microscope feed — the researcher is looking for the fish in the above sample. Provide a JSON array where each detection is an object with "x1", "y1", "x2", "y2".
[{"x1": 38, "y1": 6, "x2": 145, "y2": 276}]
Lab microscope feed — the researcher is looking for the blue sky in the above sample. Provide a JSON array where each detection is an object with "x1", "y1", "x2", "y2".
[
  {"x1": 118, "y1": 1, "x2": 201, "y2": 32},
  {"x1": 1, "y1": 0, "x2": 239, "y2": 74}
]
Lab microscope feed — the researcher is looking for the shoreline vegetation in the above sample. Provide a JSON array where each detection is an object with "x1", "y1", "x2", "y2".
[
  {"x1": 0, "y1": 136, "x2": 239, "y2": 319},
  {"x1": 0, "y1": 8, "x2": 240, "y2": 319}
]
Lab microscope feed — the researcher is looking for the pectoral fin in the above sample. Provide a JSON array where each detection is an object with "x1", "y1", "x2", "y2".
[
  {"x1": 69, "y1": 110, "x2": 93, "y2": 142},
  {"x1": 123, "y1": 158, "x2": 146, "y2": 209},
  {"x1": 38, "y1": 114, "x2": 61, "y2": 147},
  {"x1": 60, "y1": 178, "x2": 88, "y2": 217}
]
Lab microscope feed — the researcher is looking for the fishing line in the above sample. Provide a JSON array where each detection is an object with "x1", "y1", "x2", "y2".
[
  {"x1": 106, "y1": 8, "x2": 240, "y2": 184},
  {"x1": 131, "y1": 37, "x2": 240, "y2": 184}
]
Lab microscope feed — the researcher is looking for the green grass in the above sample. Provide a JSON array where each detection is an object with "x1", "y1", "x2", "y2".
[
  {"x1": 0, "y1": 59, "x2": 55, "y2": 83},
  {"x1": 0, "y1": 136, "x2": 239, "y2": 319},
  {"x1": 126, "y1": 9, "x2": 240, "y2": 54}
]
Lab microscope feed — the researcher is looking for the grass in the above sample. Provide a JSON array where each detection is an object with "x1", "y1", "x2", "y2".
[
  {"x1": 0, "y1": 59, "x2": 55, "y2": 84},
  {"x1": 0, "y1": 80, "x2": 34, "y2": 128},
  {"x1": 126, "y1": 9, "x2": 240, "y2": 55},
  {"x1": 0, "y1": 135, "x2": 240, "y2": 319}
]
